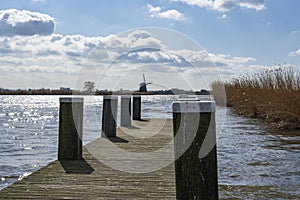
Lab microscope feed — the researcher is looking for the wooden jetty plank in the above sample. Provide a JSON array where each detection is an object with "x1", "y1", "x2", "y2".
[{"x1": 0, "y1": 119, "x2": 176, "y2": 199}]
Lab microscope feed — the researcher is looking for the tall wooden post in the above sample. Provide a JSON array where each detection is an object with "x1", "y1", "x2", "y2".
[
  {"x1": 132, "y1": 95, "x2": 141, "y2": 120},
  {"x1": 172, "y1": 100, "x2": 218, "y2": 200},
  {"x1": 58, "y1": 98, "x2": 83, "y2": 160},
  {"x1": 121, "y1": 95, "x2": 131, "y2": 126},
  {"x1": 102, "y1": 96, "x2": 118, "y2": 137}
]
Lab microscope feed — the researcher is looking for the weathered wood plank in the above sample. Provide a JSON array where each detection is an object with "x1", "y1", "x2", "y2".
[{"x1": 0, "y1": 119, "x2": 176, "y2": 199}]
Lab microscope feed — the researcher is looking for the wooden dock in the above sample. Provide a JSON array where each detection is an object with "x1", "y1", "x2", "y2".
[{"x1": 0, "y1": 119, "x2": 176, "y2": 199}]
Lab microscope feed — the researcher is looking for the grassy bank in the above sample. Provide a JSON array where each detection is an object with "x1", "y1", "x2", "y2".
[{"x1": 212, "y1": 67, "x2": 300, "y2": 130}]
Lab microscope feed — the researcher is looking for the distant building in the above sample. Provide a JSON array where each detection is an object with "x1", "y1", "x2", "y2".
[
  {"x1": 139, "y1": 74, "x2": 152, "y2": 93},
  {"x1": 199, "y1": 89, "x2": 210, "y2": 95},
  {"x1": 60, "y1": 87, "x2": 71, "y2": 91}
]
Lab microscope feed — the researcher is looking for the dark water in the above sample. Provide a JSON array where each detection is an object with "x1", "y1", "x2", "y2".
[
  {"x1": 217, "y1": 108, "x2": 300, "y2": 199},
  {"x1": 0, "y1": 95, "x2": 299, "y2": 199}
]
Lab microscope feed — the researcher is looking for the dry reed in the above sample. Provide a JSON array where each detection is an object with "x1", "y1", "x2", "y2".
[{"x1": 211, "y1": 67, "x2": 300, "y2": 130}]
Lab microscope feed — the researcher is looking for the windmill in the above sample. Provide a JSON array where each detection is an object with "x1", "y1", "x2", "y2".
[{"x1": 139, "y1": 74, "x2": 152, "y2": 93}]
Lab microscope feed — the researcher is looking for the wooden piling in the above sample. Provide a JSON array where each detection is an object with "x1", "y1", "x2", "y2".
[
  {"x1": 102, "y1": 95, "x2": 118, "y2": 137},
  {"x1": 58, "y1": 98, "x2": 83, "y2": 160},
  {"x1": 172, "y1": 100, "x2": 218, "y2": 200},
  {"x1": 121, "y1": 95, "x2": 131, "y2": 126},
  {"x1": 132, "y1": 95, "x2": 141, "y2": 120}
]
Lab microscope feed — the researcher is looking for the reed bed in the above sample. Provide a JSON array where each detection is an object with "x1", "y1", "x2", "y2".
[{"x1": 212, "y1": 67, "x2": 300, "y2": 130}]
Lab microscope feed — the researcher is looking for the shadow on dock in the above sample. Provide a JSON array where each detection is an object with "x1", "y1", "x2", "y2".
[
  {"x1": 107, "y1": 136, "x2": 129, "y2": 143},
  {"x1": 59, "y1": 159, "x2": 94, "y2": 174},
  {"x1": 136, "y1": 119, "x2": 149, "y2": 122}
]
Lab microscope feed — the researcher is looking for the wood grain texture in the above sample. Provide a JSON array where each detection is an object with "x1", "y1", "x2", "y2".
[{"x1": 0, "y1": 119, "x2": 176, "y2": 199}]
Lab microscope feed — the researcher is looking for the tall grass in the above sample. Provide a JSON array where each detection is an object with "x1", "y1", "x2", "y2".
[{"x1": 211, "y1": 67, "x2": 300, "y2": 130}]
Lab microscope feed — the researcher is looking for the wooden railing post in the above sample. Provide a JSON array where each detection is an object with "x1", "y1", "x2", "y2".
[
  {"x1": 132, "y1": 95, "x2": 141, "y2": 120},
  {"x1": 102, "y1": 96, "x2": 118, "y2": 137},
  {"x1": 172, "y1": 100, "x2": 218, "y2": 199},
  {"x1": 58, "y1": 98, "x2": 83, "y2": 160},
  {"x1": 121, "y1": 95, "x2": 131, "y2": 126}
]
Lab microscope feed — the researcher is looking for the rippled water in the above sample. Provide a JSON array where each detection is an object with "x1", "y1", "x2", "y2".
[
  {"x1": 0, "y1": 95, "x2": 102, "y2": 189},
  {"x1": 217, "y1": 109, "x2": 300, "y2": 199},
  {"x1": 0, "y1": 95, "x2": 299, "y2": 199}
]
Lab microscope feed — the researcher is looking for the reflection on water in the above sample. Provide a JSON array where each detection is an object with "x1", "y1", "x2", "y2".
[{"x1": 0, "y1": 95, "x2": 299, "y2": 199}]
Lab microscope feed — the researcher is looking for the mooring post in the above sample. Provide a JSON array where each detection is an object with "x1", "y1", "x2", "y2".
[
  {"x1": 121, "y1": 95, "x2": 131, "y2": 126},
  {"x1": 172, "y1": 100, "x2": 218, "y2": 200},
  {"x1": 58, "y1": 98, "x2": 83, "y2": 160},
  {"x1": 102, "y1": 95, "x2": 118, "y2": 137},
  {"x1": 132, "y1": 95, "x2": 141, "y2": 120}
]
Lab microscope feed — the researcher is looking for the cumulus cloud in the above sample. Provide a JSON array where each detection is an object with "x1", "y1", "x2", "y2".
[
  {"x1": 176, "y1": 49, "x2": 255, "y2": 68},
  {"x1": 0, "y1": 9, "x2": 55, "y2": 36},
  {"x1": 117, "y1": 48, "x2": 187, "y2": 66},
  {"x1": 0, "y1": 27, "x2": 262, "y2": 89},
  {"x1": 288, "y1": 48, "x2": 300, "y2": 57},
  {"x1": 172, "y1": 0, "x2": 265, "y2": 12},
  {"x1": 0, "y1": 30, "x2": 167, "y2": 88},
  {"x1": 146, "y1": 4, "x2": 185, "y2": 21},
  {"x1": 127, "y1": 30, "x2": 164, "y2": 49}
]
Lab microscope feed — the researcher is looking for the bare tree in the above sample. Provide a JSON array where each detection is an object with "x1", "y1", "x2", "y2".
[{"x1": 83, "y1": 81, "x2": 95, "y2": 93}]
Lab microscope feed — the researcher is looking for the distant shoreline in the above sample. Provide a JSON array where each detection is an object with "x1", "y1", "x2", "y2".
[{"x1": 0, "y1": 89, "x2": 211, "y2": 96}]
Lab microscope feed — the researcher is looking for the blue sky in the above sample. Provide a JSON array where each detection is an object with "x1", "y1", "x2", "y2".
[{"x1": 0, "y1": 0, "x2": 299, "y2": 90}]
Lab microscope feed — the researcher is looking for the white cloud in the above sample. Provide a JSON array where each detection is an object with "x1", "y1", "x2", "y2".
[
  {"x1": 288, "y1": 49, "x2": 300, "y2": 57},
  {"x1": 146, "y1": 4, "x2": 161, "y2": 14},
  {"x1": 146, "y1": 4, "x2": 185, "y2": 21},
  {"x1": 172, "y1": 0, "x2": 265, "y2": 12},
  {"x1": 157, "y1": 9, "x2": 186, "y2": 20},
  {"x1": 0, "y1": 9, "x2": 55, "y2": 36},
  {"x1": 175, "y1": 49, "x2": 255, "y2": 68},
  {"x1": 219, "y1": 13, "x2": 229, "y2": 19},
  {"x1": 0, "y1": 8, "x2": 260, "y2": 90},
  {"x1": 232, "y1": 56, "x2": 256, "y2": 63},
  {"x1": 0, "y1": 27, "x2": 262, "y2": 90},
  {"x1": 124, "y1": 49, "x2": 185, "y2": 65},
  {"x1": 0, "y1": 30, "x2": 168, "y2": 89},
  {"x1": 239, "y1": 0, "x2": 265, "y2": 10}
]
